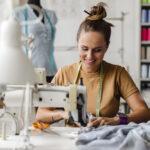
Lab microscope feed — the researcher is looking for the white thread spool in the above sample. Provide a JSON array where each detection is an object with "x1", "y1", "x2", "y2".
[
  {"x1": 141, "y1": 64, "x2": 148, "y2": 78},
  {"x1": 2, "y1": 122, "x2": 6, "y2": 140}
]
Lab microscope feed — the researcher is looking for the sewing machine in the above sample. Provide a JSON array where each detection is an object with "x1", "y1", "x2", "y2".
[
  {"x1": 0, "y1": 84, "x2": 86, "y2": 149},
  {"x1": 0, "y1": 84, "x2": 87, "y2": 133}
]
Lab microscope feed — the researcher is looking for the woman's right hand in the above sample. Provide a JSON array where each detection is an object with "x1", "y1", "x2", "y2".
[{"x1": 87, "y1": 116, "x2": 120, "y2": 128}]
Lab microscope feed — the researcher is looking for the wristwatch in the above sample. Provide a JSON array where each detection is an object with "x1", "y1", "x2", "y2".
[{"x1": 115, "y1": 113, "x2": 128, "y2": 125}]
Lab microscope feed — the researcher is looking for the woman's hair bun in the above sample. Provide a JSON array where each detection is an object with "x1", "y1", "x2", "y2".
[{"x1": 86, "y1": 2, "x2": 107, "y2": 21}]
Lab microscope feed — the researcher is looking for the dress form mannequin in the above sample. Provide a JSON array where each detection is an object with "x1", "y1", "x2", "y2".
[
  {"x1": 28, "y1": 0, "x2": 44, "y2": 22},
  {"x1": 15, "y1": 0, "x2": 57, "y2": 82}
]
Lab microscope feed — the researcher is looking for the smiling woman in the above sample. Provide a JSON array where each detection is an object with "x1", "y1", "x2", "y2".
[
  {"x1": 36, "y1": 2, "x2": 150, "y2": 127},
  {"x1": 78, "y1": 31, "x2": 107, "y2": 73}
]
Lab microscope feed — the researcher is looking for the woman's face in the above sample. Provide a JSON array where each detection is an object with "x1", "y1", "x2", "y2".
[{"x1": 78, "y1": 31, "x2": 108, "y2": 73}]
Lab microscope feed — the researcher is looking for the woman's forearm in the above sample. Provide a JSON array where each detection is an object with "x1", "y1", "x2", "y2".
[
  {"x1": 125, "y1": 92, "x2": 150, "y2": 124},
  {"x1": 127, "y1": 109, "x2": 150, "y2": 123},
  {"x1": 36, "y1": 107, "x2": 68, "y2": 123}
]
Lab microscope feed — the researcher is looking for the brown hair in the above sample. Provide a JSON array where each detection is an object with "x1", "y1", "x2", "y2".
[{"x1": 77, "y1": 2, "x2": 114, "y2": 45}]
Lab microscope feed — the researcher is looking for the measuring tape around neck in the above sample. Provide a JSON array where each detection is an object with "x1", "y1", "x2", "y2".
[
  {"x1": 73, "y1": 62, "x2": 104, "y2": 117},
  {"x1": 96, "y1": 63, "x2": 104, "y2": 117}
]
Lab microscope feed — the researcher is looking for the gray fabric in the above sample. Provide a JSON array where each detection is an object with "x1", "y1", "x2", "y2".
[
  {"x1": 76, "y1": 121, "x2": 150, "y2": 150},
  {"x1": 13, "y1": 4, "x2": 57, "y2": 76}
]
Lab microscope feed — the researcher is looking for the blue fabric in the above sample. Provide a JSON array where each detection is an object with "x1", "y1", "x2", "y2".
[
  {"x1": 14, "y1": 4, "x2": 57, "y2": 76},
  {"x1": 76, "y1": 121, "x2": 150, "y2": 150}
]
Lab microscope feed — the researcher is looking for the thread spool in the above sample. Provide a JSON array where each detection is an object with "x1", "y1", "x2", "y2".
[
  {"x1": 142, "y1": 0, "x2": 148, "y2": 3},
  {"x1": 141, "y1": 64, "x2": 148, "y2": 78},
  {"x1": 141, "y1": 9, "x2": 147, "y2": 23},
  {"x1": 142, "y1": 28, "x2": 147, "y2": 41},
  {"x1": 147, "y1": 28, "x2": 150, "y2": 41},
  {"x1": 147, "y1": 0, "x2": 150, "y2": 3},
  {"x1": 2, "y1": 122, "x2": 6, "y2": 140},
  {"x1": 148, "y1": 65, "x2": 150, "y2": 78},
  {"x1": 147, "y1": 9, "x2": 150, "y2": 22}
]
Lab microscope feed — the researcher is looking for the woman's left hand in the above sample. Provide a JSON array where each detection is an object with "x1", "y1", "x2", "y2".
[{"x1": 87, "y1": 116, "x2": 120, "y2": 128}]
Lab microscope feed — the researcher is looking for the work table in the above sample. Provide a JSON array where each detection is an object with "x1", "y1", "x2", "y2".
[{"x1": 0, "y1": 127, "x2": 79, "y2": 150}]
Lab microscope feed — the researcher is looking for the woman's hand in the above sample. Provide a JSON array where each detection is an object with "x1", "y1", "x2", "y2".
[{"x1": 87, "y1": 116, "x2": 120, "y2": 128}]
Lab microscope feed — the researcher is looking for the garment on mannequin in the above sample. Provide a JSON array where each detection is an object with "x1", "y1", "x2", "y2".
[{"x1": 14, "y1": 0, "x2": 57, "y2": 82}]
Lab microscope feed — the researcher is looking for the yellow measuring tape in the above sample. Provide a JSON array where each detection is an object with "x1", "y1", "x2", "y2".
[{"x1": 96, "y1": 63, "x2": 104, "y2": 117}]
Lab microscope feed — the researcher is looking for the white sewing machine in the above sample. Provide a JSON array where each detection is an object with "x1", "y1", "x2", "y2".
[
  {"x1": 1, "y1": 84, "x2": 87, "y2": 133},
  {"x1": 0, "y1": 84, "x2": 86, "y2": 150}
]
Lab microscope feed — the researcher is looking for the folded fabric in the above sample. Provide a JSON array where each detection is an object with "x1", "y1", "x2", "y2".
[{"x1": 76, "y1": 121, "x2": 150, "y2": 150}]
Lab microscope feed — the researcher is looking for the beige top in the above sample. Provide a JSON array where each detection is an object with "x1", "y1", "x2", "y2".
[{"x1": 51, "y1": 61, "x2": 139, "y2": 117}]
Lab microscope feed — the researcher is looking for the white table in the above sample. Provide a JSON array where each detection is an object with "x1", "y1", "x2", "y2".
[{"x1": 0, "y1": 127, "x2": 79, "y2": 150}]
